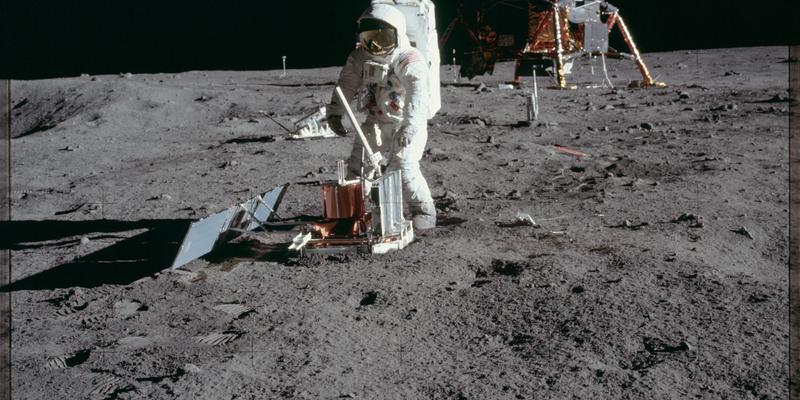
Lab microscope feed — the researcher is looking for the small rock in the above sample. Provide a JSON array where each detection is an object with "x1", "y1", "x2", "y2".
[
  {"x1": 80, "y1": 236, "x2": 91, "y2": 245},
  {"x1": 640, "y1": 122, "x2": 654, "y2": 130},
  {"x1": 672, "y1": 213, "x2": 699, "y2": 223},
  {"x1": 114, "y1": 300, "x2": 145, "y2": 319},
  {"x1": 147, "y1": 194, "x2": 172, "y2": 201},
  {"x1": 678, "y1": 91, "x2": 690, "y2": 100},
  {"x1": 485, "y1": 136, "x2": 495, "y2": 144},
  {"x1": 615, "y1": 219, "x2": 649, "y2": 230},
  {"x1": 601, "y1": 104, "x2": 615, "y2": 110},
  {"x1": 120, "y1": 72, "x2": 133, "y2": 79},
  {"x1": 426, "y1": 148, "x2": 449, "y2": 161},
  {"x1": 643, "y1": 337, "x2": 691, "y2": 353},
  {"x1": 359, "y1": 291, "x2": 378, "y2": 306},
  {"x1": 459, "y1": 116, "x2": 488, "y2": 126},
  {"x1": 627, "y1": 80, "x2": 643, "y2": 89},
  {"x1": 219, "y1": 160, "x2": 239, "y2": 169},
  {"x1": 492, "y1": 260, "x2": 526, "y2": 277},
  {"x1": 711, "y1": 103, "x2": 737, "y2": 111},
  {"x1": 183, "y1": 363, "x2": 201, "y2": 374},
  {"x1": 194, "y1": 95, "x2": 210, "y2": 102},
  {"x1": 507, "y1": 190, "x2": 522, "y2": 200},
  {"x1": 502, "y1": 213, "x2": 539, "y2": 228},
  {"x1": 766, "y1": 94, "x2": 789, "y2": 103},
  {"x1": 748, "y1": 293, "x2": 769, "y2": 303},
  {"x1": 318, "y1": 166, "x2": 329, "y2": 174},
  {"x1": 474, "y1": 83, "x2": 491, "y2": 93},
  {"x1": 768, "y1": 106, "x2": 785, "y2": 113},
  {"x1": 732, "y1": 226, "x2": 754, "y2": 239}
]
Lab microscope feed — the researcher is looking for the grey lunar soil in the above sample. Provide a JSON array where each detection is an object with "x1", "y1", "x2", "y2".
[{"x1": 7, "y1": 47, "x2": 790, "y2": 399}]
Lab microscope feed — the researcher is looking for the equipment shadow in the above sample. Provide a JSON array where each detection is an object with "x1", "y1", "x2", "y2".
[
  {"x1": 1, "y1": 219, "x2": 191, "y2": 291},
  {"x1": 204, "y1": 236, "x2": 294, "y2": 266}
]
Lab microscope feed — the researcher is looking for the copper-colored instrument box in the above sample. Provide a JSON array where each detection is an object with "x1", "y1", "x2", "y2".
[{"x1": 321, "y1": 182, "x2": 365, "y2": 220}]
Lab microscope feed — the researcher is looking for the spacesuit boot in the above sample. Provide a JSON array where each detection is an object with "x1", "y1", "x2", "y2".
[
  {"x1": 410, "y1": 200, "x2": 437, "y2": 230},
  {"x1": 402, "y1": 171, "x2": 436, "y2": 230}
]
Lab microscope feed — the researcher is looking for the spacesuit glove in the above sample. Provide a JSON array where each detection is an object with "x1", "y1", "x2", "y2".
[
  {"x1": 327, "y1": 115, "x2": 348, "y2": 136},
  {"x1": 395, "y1": 125, "x2": 415, "y2": 148}
]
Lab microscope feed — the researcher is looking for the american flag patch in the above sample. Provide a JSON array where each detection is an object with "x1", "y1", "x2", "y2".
[{"x1": 399, "y1": 51, "x2": 422, "y2": 67}]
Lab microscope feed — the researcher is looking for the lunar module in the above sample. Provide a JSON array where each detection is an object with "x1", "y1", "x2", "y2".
[
  {"x1": 517, "y1": 0, "x2": 664, "y2": 88},
  {"x1": 441, "y1": 0, "x2": 664, "y2": 88}
]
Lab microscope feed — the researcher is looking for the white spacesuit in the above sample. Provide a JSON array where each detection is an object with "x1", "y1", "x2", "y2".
[{"x1": 327, "y1": 4, "x2": 437, "y2": 230}]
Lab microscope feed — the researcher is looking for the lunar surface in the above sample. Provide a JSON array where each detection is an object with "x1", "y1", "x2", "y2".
[{"x1": 6, "y1": 46, "x2": 791, "y2": 399}]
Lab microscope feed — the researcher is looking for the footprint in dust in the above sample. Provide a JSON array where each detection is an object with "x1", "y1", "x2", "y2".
[
  {"x1": 113, "y1": 300, "x2": 147, "y2": 319},
  {"x1": 192, "y1": 331, "x2": 242, "y2": 346},
  {"x1": 44, "y1": 349, "x2": 91, "y2": 370},
  {"x1": 212, "y1": 303, "x2": 254, "y2": 319},
  {"x1": 86, "y1": 373, "x2": 134, "y2": 398},
  {"x1": 47, "y1": 290, "x2": 89, "y2": 318}
]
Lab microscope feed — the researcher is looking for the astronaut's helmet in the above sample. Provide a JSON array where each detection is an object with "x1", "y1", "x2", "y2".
[
  {"x1": 358, "y1": 18, "x2": 397, "y2": 56},
  {"x1": 357, "y1": 3, "x2": 408, "y2": 57}
]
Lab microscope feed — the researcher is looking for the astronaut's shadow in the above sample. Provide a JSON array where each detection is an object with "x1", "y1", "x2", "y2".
[{"x1": 0, "y1": 219, "x2": 191, "y2": 291}]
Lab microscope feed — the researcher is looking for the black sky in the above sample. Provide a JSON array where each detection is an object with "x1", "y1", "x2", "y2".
[{"x1": 1, "y1": 0, "x2": 796, "y2": 80}]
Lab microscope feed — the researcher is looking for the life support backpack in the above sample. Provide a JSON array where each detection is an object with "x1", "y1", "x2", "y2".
[{"x1": 370, "y1": 0, "x2": 441, "y2": 118}]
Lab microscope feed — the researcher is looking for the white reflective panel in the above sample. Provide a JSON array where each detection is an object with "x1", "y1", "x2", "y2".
[
  {"x1": 376, "y1": 170, "x2": 404, "y2": 237},
  {"x1": 171, "y1": 185, "x2": 287, "y2": 269},
  {"x1": 171, "y1": 208, "x2": 235, "y2": 269},
  {"x1": 245, "y1": 185, "x2": 287, "y2": 231},
  {"x1": 584, "y1": 21, "x2": 609, "y2": 52},
  {"x1": 569, "y1": 1, "x2": 602, "y2": 23},
  {"x1": 557, "y1": 0, "x2": 577, "y2": 9}
]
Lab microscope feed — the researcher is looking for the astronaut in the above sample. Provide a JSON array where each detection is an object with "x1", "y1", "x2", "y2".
[{"x1": 327, "y1": 4, "x2": 437, "y2": 230}]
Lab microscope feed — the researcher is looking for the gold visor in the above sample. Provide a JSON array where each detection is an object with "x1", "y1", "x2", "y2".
[{"x1": 359, "y1": 28, "x2": 397, "y2": 56}]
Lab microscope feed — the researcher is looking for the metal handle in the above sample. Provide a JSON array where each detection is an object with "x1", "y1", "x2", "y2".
[{"x1": 334, "y1": 86, "x2": 382, "y2": 177}]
